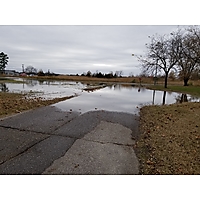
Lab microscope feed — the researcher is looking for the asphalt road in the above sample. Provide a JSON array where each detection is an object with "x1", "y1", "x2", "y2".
[{"x1": 0, "y1": 106, "x2": 140, "y2": 175}]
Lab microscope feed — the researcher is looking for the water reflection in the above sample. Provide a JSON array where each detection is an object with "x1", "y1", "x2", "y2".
[
  {"x1": 2, "y1": 79, "x2": 200, "y2": 115},
  {"x1": 152, "y1": 90, "x2": 155, "y2": 104},
  {"x1": 25, "y1": 79, "x2": 38, "y2": 87},
  {"x1": 4, "y1": 78, "x2": 86, "y2": 99},
  {"x1": 53, "y1": 84, "x2": 198, "y2": 115},
  {"x1": 175, "y1": 93, "x2": 197, "y2": 103},
  {"x1": 152, "y1": 90, "x2": 167, "y2": 105},
  {"x1": 162, "y1": 91, "x2": 167, "y2": 105},
  {"x1": 0, "y1": 83, "x2": 9, "y2": 92},
  {"x1": 176, "y1": 94, "x2": 188, "y2": 103}
]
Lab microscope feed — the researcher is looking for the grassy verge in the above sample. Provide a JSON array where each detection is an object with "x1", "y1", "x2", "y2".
[
  {"x1": 146, "y1": 84, "x2": 200, "y2": 97},
  {"x1": 0, "y1": 77, "x2": 24, "y2": 84},
  {"x1": 136, "y1": 102, "x2": 200, "y2": 174},
  {"x1": 0, "y1": 92, "x2": 74, "y2": 118}
]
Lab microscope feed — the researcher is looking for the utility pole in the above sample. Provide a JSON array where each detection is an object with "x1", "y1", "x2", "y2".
[{"x1": 22, "y1": 64, "x2": 24, "y2": 73}]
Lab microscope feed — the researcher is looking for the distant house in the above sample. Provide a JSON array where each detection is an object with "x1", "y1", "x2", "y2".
[
  {"x1": 19, "y1": 72, "x2": 27, "y2": 76},
  {"x1": 4, "y1": 70, "x2": 20, "y2": 76}
]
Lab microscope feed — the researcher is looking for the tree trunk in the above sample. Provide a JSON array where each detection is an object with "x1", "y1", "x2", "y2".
[
  {"x1": 164, "y1": 72, "x2": 168, "y2": 88},
  {"x1": 183, "y1": 78, "x2": 189, "y2": 86}
]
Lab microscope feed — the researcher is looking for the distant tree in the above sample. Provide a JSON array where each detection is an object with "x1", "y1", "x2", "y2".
[
  {"x1": 0, "y1": 52, "x2": 9, "y2": 73},
  {"x1": 129, "y1": 72, "x2": 134, "y2": 77},
  {"x1": 96, "y1": 72, "x2": 104, "y2": 78},
  {"x1": 115, "y1": 70, "x2": 123, "y2": 77},
  {"x1": 25, "y1": 66, "x2": 37, "y2": 75},
  {"x1": 190, "y1": 68, "x2": 200, "y2": 80},
  {"x1": 37, "y1": 69, "x2": 45, "y2": 76},
  {"x1": 86, "y1": 71, "x2": 92, "y2": 77},
  {"x1": 45, "y1": 69, "x2": 51, "y2": 76},
  {"x1": 168, "y1": 70, "x2": 176, "y2": 81},
  {"x1": 105, "y1": 71, "x2": 114, "y2": 78}
]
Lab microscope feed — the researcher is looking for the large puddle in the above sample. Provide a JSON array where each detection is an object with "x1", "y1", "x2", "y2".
[
  {"x1": 1, "y1": 78, "x2": 85, "y2": 98},
  {"x1": 53, "y1": 84, "x2": 200, "y2": 114},
  {"x1": 1, "y1": 78, "x2": 200, "y2": 115}
]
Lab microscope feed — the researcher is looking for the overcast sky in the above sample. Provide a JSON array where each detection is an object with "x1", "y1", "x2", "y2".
[{"x1": 1, "y1": 25, "x2": 188, "y2": 76}]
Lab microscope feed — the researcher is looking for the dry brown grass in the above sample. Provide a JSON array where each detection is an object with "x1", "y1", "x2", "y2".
[
  {"x1": 31, "y1": 75, "x2": 138, "y2": 83},
  {"x1": 137, "y1": 102, "x2": 200, "y2": 174},
  {"x1": 26, "y1": 75, "x2": 200, "y2": 86}
]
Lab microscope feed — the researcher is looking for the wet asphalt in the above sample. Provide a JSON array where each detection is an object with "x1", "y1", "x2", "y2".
[{"x1": 0, "y1": 106, "x2": 140, "y2": 175}]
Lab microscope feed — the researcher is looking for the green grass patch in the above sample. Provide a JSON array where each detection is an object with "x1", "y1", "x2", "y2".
[
  {"x1": 147, "y1": 84, "x2": 200, "y2": 97},
  {"x1": 0, "y1": 78, "x2": 24, "y2": 84}
]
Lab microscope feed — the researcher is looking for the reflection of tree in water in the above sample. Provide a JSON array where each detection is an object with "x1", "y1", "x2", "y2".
[
  {"x1": 161, "y1": 91, "x2": 190, "y2": 105},
  {"x1": 113, "y1": 84, "x2": 121, "y2": 90},
  {"x1": 162, "y1": 91, "x2": 167, "y2": 105},
  {"x1": 189, "y1": 96, "x2": 200, "y2": 102},
  {"x1": 0, "y1": 83, "x2": 9, "y2": 92},
  {"x1": 175, "y1": 94, "x2": 189, "y2": 103},
  {"x1": 38, "y1": 80, "x2": 45, "y2": 85},
  {"x1": 152, "y1": 90, "x2": 168, "y2": 105},
  {"x1": 25, "y1": 79, "x2": 38, "y2": 87},
  {"x1": 152, "y1": 90, "x2": 155, "y2": 104}
]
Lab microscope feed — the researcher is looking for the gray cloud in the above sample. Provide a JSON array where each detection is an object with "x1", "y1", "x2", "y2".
[{"x1": 0, "y1": 25, "x2": 184, "y2": 75}]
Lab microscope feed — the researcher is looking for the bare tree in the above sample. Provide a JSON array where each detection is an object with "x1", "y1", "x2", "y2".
[
  {"x1": 115, "y1": 70, "x2": 123, "y2": 77},
  {"x1": 139, "y1": 33, "x2": 180, "y2": 88},
  {"x1": 25, "y1": 66, "x2": 37, "y2": 75},
  {"x1": 175, "y1": 26, "x2": 200, "y2": 86}
]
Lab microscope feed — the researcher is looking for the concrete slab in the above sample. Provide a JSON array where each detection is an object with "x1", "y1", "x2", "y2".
[
  {"x1": 0, "y1": 127, "x2": 48, "y2": 164},
  {"x1": 0, "y1": 135, "x2": 76, "y2": 174},
  {"x1": 53, "y1": 110, "x2": 101, "y2": 138},
  {"x1": 0, "y1": 106, "x2": 79, "y2": 133},
  {"x1": 83, "y1": 121, "x2": 135, "y2": 145},
  {"x1": 0, "y1": 109, "x2": 140, "y2": 175},
  {"x1": 43, "y1": 139, "x2": 139, "y2": 175},
  {"x1": 53, "y1": 110, "x2": 139, "y2": 139}
]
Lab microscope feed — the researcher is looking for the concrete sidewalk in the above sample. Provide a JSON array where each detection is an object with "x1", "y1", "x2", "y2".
[{"x1": 0, "y1": 106, "x2": 140, "y2": 175}]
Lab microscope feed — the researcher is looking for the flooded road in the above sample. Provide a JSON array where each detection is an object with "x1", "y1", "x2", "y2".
[
  {"x1": 1, "y1": 78, "x2": 199, "y2": 115},
  {"x1": 53, "y1": 84, "x2": 199, "y2": 114}
]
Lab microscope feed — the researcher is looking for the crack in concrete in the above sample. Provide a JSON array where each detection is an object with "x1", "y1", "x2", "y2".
[
  {"x1": 0, "y1": 124, "x2": 80, "y2": 140},
  {"x1": 80, "y1": 137, "x2": 135, "y2": 147},
  {"x1": 0, "y1": 136, "x2": 50, "y2": 166},
  {"x1": 52, "y1": 115, "x2": 79, "y2": 132},
  {"x1": 0, "y1": 125, "x2": 50, "y2": 136}
]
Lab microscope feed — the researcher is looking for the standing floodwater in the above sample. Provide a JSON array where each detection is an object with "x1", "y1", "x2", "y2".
[
  {"x1": 52, "y1": 84, "x2": 200, "y2": 115},
  {"x1": 2, "y1": 78, "x2": 200, "y2": 115}
]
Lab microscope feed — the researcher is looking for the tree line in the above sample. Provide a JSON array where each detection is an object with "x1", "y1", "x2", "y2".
[
  {"x1": 81, "y1": 70, "x2": 123, "y2": 78},
  {"x1": 139, "y1": 26, "x2": 200, "y2": 88},
  {"x1": 24, "y1": 66, "x2": 58, "y2": 76}
]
